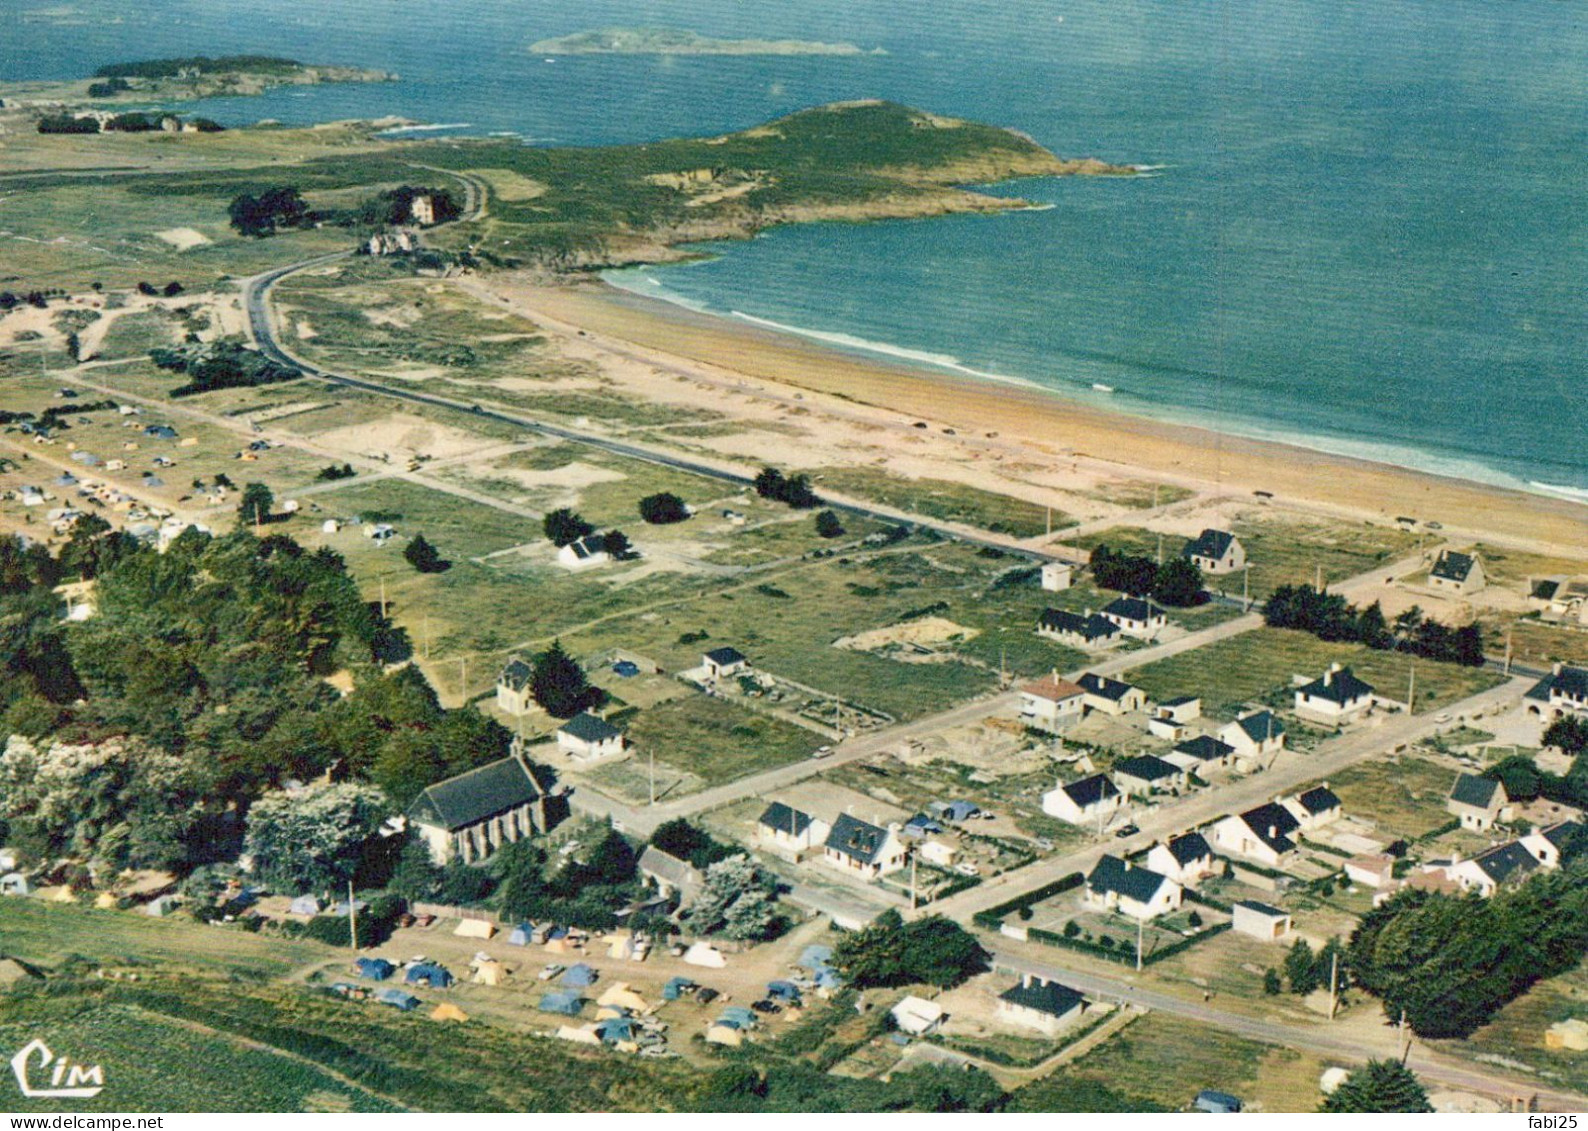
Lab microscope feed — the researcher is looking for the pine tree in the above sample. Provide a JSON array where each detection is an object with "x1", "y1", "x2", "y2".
[
  {"x1": 530, "y1": 639, "x2": 591, "y2": 718},
  {"x1": 403, "y1": 533, "x2": 447, "y2": 573},
  {"x1": 1319, "y1": 1060, "x2": 1432, "y2": 1113},
  {"x1": 237, "y1": 482, "x2": 274, "y2": 525},
  {"x1": 1285, "y1": 938, "x2": 1320, "y2": 995}
]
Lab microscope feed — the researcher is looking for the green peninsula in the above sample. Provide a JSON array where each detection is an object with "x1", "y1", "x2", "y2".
[
  {"x1": 530, "y1": 27, "x2": 883, "y2": 56},
  {"x1": 0, "y1": 55, "x2": 395, "y2": 110}
]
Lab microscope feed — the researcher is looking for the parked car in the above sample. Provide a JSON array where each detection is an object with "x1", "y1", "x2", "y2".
[
  {"x1": 751, "y1": 999, "x2": 781, "y2": 1015},
  {"x1": 693, "y1": 987, "x2": 720, "y2": 1005},
  {"x1": 1114, "y1": 823, "x2": 1140, "y2": 839},
  {"x1": 954, "y1": 862, "x2": 981, "y2": 877},
  {"x1": 538, "y1": 963, "x2": 565, "y2": 981}
]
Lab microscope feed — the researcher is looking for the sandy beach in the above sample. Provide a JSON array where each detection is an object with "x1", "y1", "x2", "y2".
[{"x1": 462, "y1": 275, "x2": 1587, "y2": 556}]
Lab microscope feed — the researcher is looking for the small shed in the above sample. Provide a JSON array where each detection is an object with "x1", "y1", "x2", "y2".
[
  {"x1": 0, "y1": 874, "x2": 31, "y2": 897},
  {"x1": 508, "y1": 922, "x2": 536, "y2": 946},
  {"x1": 1194, "y1": 1090, "x2": 1243, "y2": 1114},
  {"x1": 539, "y1": 989, "x2": 584, "y2": 1016},
  {"x1": 1232, "y1": 900, "x2": 1292, "y2": 942},
  {"x1": 890, "y1": 995, "x2": 946, "y2": 1036},
  {"x1": 683, "y1": 942, "x2": 727, "y2": 969},
  {"x1": 405, "y1": 962, "x2": 453, "y2": 988},
  {"x1": 376, "y1": 988, "x2": 420, "y2": 1011},
  {"x1": 354, "y1": 957, "x2": 395, "y2": 981},
  {"x1": 454, "y1": 917, "x2": 496, "y2": 940},
  {"x1": 561, "y1": 963, "x2": 598, "y2": 988},
  {"x1": 289, "y1": 894, "x2": 322, "y2": 916},
  {"x1": 939, "y1": 800, "x2": 980, "y2": 822},
  {"x1": 430, "y1": 1002, "x2": 470, "y2": 1023}
]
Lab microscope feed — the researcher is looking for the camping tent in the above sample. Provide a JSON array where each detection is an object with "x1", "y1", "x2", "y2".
[
  {"x1": 606, "y1": 931, "x2": 635, "y2": 960},
  {"x1": 797, "y1": 945, "x2": 833, "y2": 971},
  {"x1": 0, "y1": 874, "x2": 29, "y2": 897},
  {"x1": 718, "y1": 1006, "x2": 758, "y2": 1030},
  {"x1": 471, "y1": 958, "x2": 508, "y2": 986},
  {"x1": 508, "y1": 923, "x2": 536, "y2": 946},
  {"x1": 538, "y1": 990, "x2": 584, "y2": 1016},
  {"x1": 289, "y1": 895, "x2": 321, "y2": 916},
  {"x1": 595, "y1": 1018, "x2": 636, "y2": 1044},
  {"x1": 596, "y1": 983, "x2": 651, "y2": 1014},
  {"x1": 555, "y1": 1025, "x2": 602, "y2": 1046},
  {"x1": 376, "y1": 988, "x2": 420, "y2": 1011},
  {"x1": 705, "y1": 1024, "x2": 743, "y2": 1047},
  {"x1": 683, "y1": 942, "x2": 726, "y2": 969},
  {"x1": 561, "y1": 963, "x2": 597, "y2": 988},
  {"x1": 454, "y1": 918, "x2": 496, "y2": 940},
  {"x1": 405, "y1": 962, "x2": 453, "y2": 988},
  {"x1": 355, "y1": 957, "x2": 395, "y2": 981},
  {"x1": 662, "y1": 976, "x2": 697, "y2": 1001},
  {"x1": 430, "y1": 1003, "x2": 470, "y2": 1023},
  {"x1": 767, "y1": 980, "x2": 802, "y2": 1003}
]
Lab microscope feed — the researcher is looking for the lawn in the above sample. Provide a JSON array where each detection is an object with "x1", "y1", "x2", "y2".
[
  {"x1": 814, "y1": 466, "x2": 1068, "y2": 538},
  {"x1": 620, "y1": 693, "x2": 818, "y2": 785},
  {"x1": 1503, "y1": 619, "x2": 1588, "y2": 668},
  {"x1": 1121, "y1": 627, "x2": 1503, "y2": 719},
  {"x1": 1326, "y1": 754, "x2": 1462, "y2": 839}
]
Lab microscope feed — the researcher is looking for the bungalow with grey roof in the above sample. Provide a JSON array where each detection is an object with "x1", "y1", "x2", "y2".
[
  {"x1": 702, "y1": 646, "x2": 749, "y2": 680},
  {"x1": 1077, "y1": 672, "x2": 1148, "y2": 716},
  {"x1": 1166, "y1": 734, "x2": 1236, "y2": 774},
  {"x1": 1112, "y1": 754, "x2": 1188, "y2": 797},
  {"x1": 1083, "y1": 854, "x2": 1182, "y2": 920},
  {"x1": 1036, "y1": 607, "x2": 1120, "y2": 650},
  {"x1": 1231, "y1": 900, "x2": 1291, "y2": 941},
  {"x1": 998, "y1": 976, "x2": 1085, "y2": 1036},
  {"x1": 1183, "y1": 529, "x2": 1246, "y2": 575},
  {"x1": 1100, "y1": 596, "x2": 1167, "y2": 641},
  {"x1": 1294, "y1": 663, "x2": 1375, "y2": 725},
  {"x1": 1429, "y1": 548, "x2": 1485, "y2": 595},
  {"x1": 1041, "y1": 773, "x2": 1124, "y2": 827},
  {"x1": 1283, "y1": 784, "x2": 1343, "y2": 830},
  {"x1": 1146, "y1": 832, "x2": 1217, "y2": 885},
  {"x1": 757, "y1": 801, "x2": 830, "y2": 856},
  {"x1": 1447, "y1": 773, "x2": 1511, "y2": 832},
  {"x1": 557, "y1": 534, "x2": 610, "y2": 570},
  {"x1": 1219, "y1": 710, "x2": 1285, "y2": 759},
  {"x1": 1449, "y1": 841, "x2": 1539, "y2": 897},
  {"x1": 1522, "y1": 822, "x2": 1586, "y2": 869},
  {"x1": 1212, "y1": 803, "x2": 1300, "y2": 867},
  {"x1": 1525, "y1": 663, "x2": 1588, "y2": 721},
  {"x1": 823, "y1": 813, "x2": 905, "y2": 882},
  {"x1": 556, "y1": 712, "x2": 625, "y2": 762}
]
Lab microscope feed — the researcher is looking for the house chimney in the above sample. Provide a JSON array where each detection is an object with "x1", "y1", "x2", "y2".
[
  {"x1": 1554, "y1": 662, "x2": 1565, "y2": 676},
  {"x1": 1269, "y1": 825, "x2": 1278, "y2": 839}
]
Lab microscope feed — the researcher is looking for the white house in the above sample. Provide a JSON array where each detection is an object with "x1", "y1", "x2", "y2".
[
  {"x1": 1036, "y1": 608, "x2": 1121, "y2": 650},
  {"x1": 701, "y1": 646, "x2": 749, "y2": 680},
  {"x1": 1219, "y1": 710, "x2": 1286, "y2": 759},
  {"x1": 917, "y1": 839, "x2": 958, "y2": 868},
  {"x1": 1166, "y1": 735, "x2": 1237, "y2": 774},
  {"x1": 1018, "y1": 673, "x2": 1088, "y2": 733},
  {"x1": 756, "y1": 801, "x2": 831, "y2": 856},
  {"x1": 1429, "y1": 549, "x2": 1485, "y2": 596},
  {"x1": 1294, "y1": 663, "x2": 1375, "y2": 725},
  {"x1": 1112, "y1": 754, "x2": 1188, "y2": 797},
  {"x1": 1040, "y1": 561, "x2": 1074, "y2": 592},
  {"x1": 1447, "y1": 773, "x2": 1511, "y2": 831},
  {"x1": 1100, "y1": 596, "x2": 1168, "y2": 641},
  {"x1": 496, "y1": 657, "x2": 535, "y2": 715},
  {"x1": 1212, "y1": 802, "x2": 1301, "y2": 867},
  {"x1": 823, "y1": 813, "x2": 906, "y2": 882},
  {"x1": 1522, "y1": 822, "x2": 1585, "y2": 869},
  {"x1": 1155, "y1": 696, "x2": 1202, "y2": 724},
  {"x1": 1147, "y1": 832, "x2": 1218, "y2": 886},
  {"x1": 997, "y1": 976, "x2": 1085, "y2": 1036},
  {"x1": 1343, "y1": 853, "x2": 1395, "y2": 889},
  {"x1": 1082, "y1": 854, "x2": 1183, "y2": 920},
  {"x1": 1077, "y1": 672, "x2": 1148, "y2": 716},
  {"x1": 1183, "y1": 529, "x2": 1247, "y2": 576},
  {"x1": 1282, "y1": 785, "x2": 1343, "y2": 831},
  {"x1": 891, "y1": 995, "x2": 945, "y2": 1036},
  {"x1": 1042, "y1": 773, "x2": 1124, "y2": 827},
  {"x1": 556, "y1": 712, "x2": 626, "y2": 762},
  {"x1": 1231, "y1": 900, "x2": 1291, "y2": 941},
  {"x1": 1448, "y1": 841, "x2": 1539, "y2": 898},
  {"x1": 1524, "y1": 663, "x2": 1588, "y2": 721},
  {"x1": 557, "y1": 534, "x2": 611, "y2": 570}
]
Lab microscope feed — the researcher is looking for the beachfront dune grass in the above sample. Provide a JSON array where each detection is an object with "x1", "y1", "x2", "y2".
[
  {"x1": 1122, "y1": 626, "x2": 1504, "y2": 719},
  {"x1": 814, "y1": 465, "x2": 1068, "y2": 538}
]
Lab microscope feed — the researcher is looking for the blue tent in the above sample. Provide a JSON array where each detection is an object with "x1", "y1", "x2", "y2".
[
  {"x1": 942, "y1": 800, "x2": 980, "y2": 821},
  {"x1": 53, "y1": 473, "x2": 77, "y2": 487},
  {"x1": 814, "y1": 968, "x2": 843, "y2": 990},
  {"x1": 767, "y1": 980, "x2": 801, "y2": 1002},
  {"x1": 595, "y1": 1018, "x2": 636, "y2": 1044},
  {"x1": 798, "y1": 945, "x2": 833, "y2": 971},
  {"x1": 719, "y1": 1006, "x2": 757, "y2": 1029},
  {"x1": 507, "y1": 922, "x2": 535, "y2": 946},
  {"x1": 545, "y1": 925, "x2": 569, "y2": 941},
  {"x1": 144, "y1": 425, "x2": 178, "y2": 440},
  {"x1": 538, "y1": 990, "x2": 583, "y2": 1016},
  {"x1": 70, "y1": 451, "x2": 101, "y2": 466},
  {"x1": 405, "y1": 962, "x2": 453, "y2": 988},
  {"x1": 662, "y1": 976, "x2": 696, "y2": 1001},
  {"x1": 376, "y1": 988, "x2": 420, "y2": 1011},
  {"x1": 560, "y1": 963, "x2": 597, "y2": 988},
  {"x1": 612, "y1": 661, "x2": 640, "y2": 677},
  {"x1": 355, "y1": 957, "x2": 394, "y2": 981}
]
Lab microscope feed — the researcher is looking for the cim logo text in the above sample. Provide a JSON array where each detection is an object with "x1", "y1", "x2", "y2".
[{"x1": 10, "y1": 1039, "x2": 105, "y2": 1099}]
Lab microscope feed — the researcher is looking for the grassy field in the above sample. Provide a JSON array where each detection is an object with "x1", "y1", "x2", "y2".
[
  {"x1": 1122, "y1": 627, "x2": 1503, "y2": 719},
  {"x1": 1460, "y1": 958, "x2": 1588, "y2": 1100},
  {"x1": 814, "y1": 466, "x2": 1067, "y2": 538},
  {"x1": 621, "y1": 693, "x2": 819, "y2": 785},
  {"x1": 1084, "y1": 480, "x2": 1197, "y2": 510},
  {"x1": 1502, "y1": 619, "x2": 1588, "y2": 668},
  {"x1": 1326, "y1": 753, "x2": 1462, "y2": 839},
  {"x1": 1066, "y1": 516, "x2": 1422, "y2": 600},
  {"x1": 1008, "y1": 1012, "x2": 1330, "y2": 1113}
]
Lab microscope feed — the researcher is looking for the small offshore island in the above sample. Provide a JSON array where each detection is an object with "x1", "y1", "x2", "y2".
[
  {"x1": 530, "y1": 27, "x2": 884, "y2": 56},
  {"x1": 0, "y1": 54, "x2": 395, "y2": 111}
]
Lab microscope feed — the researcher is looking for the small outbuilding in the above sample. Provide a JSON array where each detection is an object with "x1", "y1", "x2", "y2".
[{"x1": 1231, "y1": 900, "x2": 1291, "y2": 942}]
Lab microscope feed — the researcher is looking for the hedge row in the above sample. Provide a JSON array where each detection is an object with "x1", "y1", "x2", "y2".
[
  {"x1": 972, "y1": 872, "x2": 1084, "y2": 929},
  {"x1": 1027, "y1": 920, "x2": 1232, "y2": 968}
]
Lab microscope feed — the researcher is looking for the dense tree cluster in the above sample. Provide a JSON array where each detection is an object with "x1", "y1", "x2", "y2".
[
  {"x1": 353, "y1": 185, "x2": 461, "y2": 228},
  {"x1": 1319, "y1": 1061, "x2": 1432, "y2": 1113},
  {"x1": 243, "y1": 781, "x2": 390, "y2": 893},
  {"x1": 638, "y1": 492, "x2": 689, "y2": 525},
  {"x1": 1263, "y1": 585, "x2": 1485, "y2": 666},
  {"x1": 1482, "y1": 754, "x2": 1588, "y2": 816},
  {"x1": 228, "y1": 186, "x2": 310, "y2": 237},
  {"x1": 492, "y1": 831, "x2": 642, "y2": 930},
  {"x1": 403, "y1": 534, "x2": 450, "y2": 574},
  {"x1": 649, "y1": 818, "x2": 738, "y2": 870},
  {"x1": 814, "y1": 509, "x2": 845, "y2": 539},
  {"x1": 542, "y1": 507, "x2": 594, "y2": 547},
  {"x1": 150, "y1": 341, "x2": 298, "y2": 396},
  {"x1": 528, "y1": 640, "x2": 599, "y2": 719},
  {"x1": 37, "y1": 115, "x2": 101, "y2": 135},
  {"x1": 1349, "y1": 864, "x2": 1588, "y2": 1038},
  {"x1": 1088, "y1": 545, "x2": 1206, "y2": 607},
  {"x1": 1544, "y1": 715, "x2": 1588, "y2": 759},
  {"x1": 753, "y1": 467, "x2": 820, "y2": 509},
  {"x1": 87, "y1": 77, "x2": 131, "y2": 97},
  {"x1": 685, "y1": 854, "x2": 784, "y2": 941},
  {"x1": 832, "y1": 910, "x2": 989, "y2": 990}
]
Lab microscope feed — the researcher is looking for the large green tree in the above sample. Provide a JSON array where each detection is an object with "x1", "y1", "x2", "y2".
[
  {"x1": 237, "y1": 482, "x2": 274, "y2": 525},
  {"x1": 833, "y1": 910, "x2": 988, "y2": 990},
  {"x1": 531, "y1": 640, "x2": 593, "y2": 718},
  {"x1": 686, "y1": 854, "x2": 782, "y2": 941},
  {"x1": 242, "y1": 781, "x2": 389, "y2": 893},
  {"x1": 543, "y1": 508, "x2": 594, "y2": 548},
  {"x1": 1319, "y1": 1060, "x2": 1432, "y2": 1113}
]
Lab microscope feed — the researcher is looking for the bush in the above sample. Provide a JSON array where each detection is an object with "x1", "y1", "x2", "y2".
[
  {"x1": 1062, "y1": 920, "x2": 1081, "y2": 939},
  {"x1": 815, "y1": 510, "x2": 845, "y2": 538},
  {"x1": 637, "y1": 492, "x2": 689, "y2": 524}
]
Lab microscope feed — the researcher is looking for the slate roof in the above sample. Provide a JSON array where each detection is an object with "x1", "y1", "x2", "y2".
[
  {"x1": 1533, "y1": 579, "x2": 1562, "y2": 601},
  {"x1": 1174, "y1": 735, "x2": 1236, "y2": 763},
  {"x1": 1234, "y1": 899, "x2": 1287, "y2": 919},
  {"x1": 1165, "y1": 831, "x2": 1214, "y2": 866},
  {"x1": 407, "y1": 756, "x2": 548, "y2": 831},
  {"x1": 1000, "y1": 979, "x2": 1085, "y2": 1019},
  {"x1": 704, "y1": 646, "x2": 746, "y2": 667},
  {"x1": 638, "y1": 846, "x2": 703, "y2": 893},
  {"x1": 1161, "y1": 695, "x2": 1200, "y2": 708},
  {"x1": 559, "y1": 712, "x2": 622, "y2": 744},
  {"x1": 1526, "y1": 664, "x2": 1588, "y2": 704},
  {"x1": 1020, "y1": 673, "x2": 1087, "y2": 701},
  {"x1": 1473, "y1": 841, "x2": 1539, "y2": 886},
  {"x1": 1298, "y1": 666, "x2": 1375, "y2": 705},
  {"x1": 564, "y1": 534, "x2": 608, "y2": 560},
  {"x1": 499, "y1": 656, "x2": 532, "y2": 691},
  {"x1": 1431, "y1": 549, "x2": 1478, "y2": 583},
  {"x1": 1087, "y1": 854, "x2": 1173, "y2": 904},
  {"x1": 1063, "y1": 773, "x2": 1120, "y2": 809},
  {"x1": 1449, "y1": 772, "x2": 1504, "y2": 810},
  {"x1": 1038, "y1": 608, "x2": 1119, "y2": 642},
  {"x1": 1543, "y1": 821, "x2": 1586, "y2": 851},
  {"x1": 825, "y1": 813, "x2": 894, "y2": 866},
  {"x1": 758, "y1": 801, "x2": 813, "y2": 838},
  {"x1": 1184, "y1": 529, "x2": 1238, "y2": 561},
  {"x1": 1236, "y1": 803, "x2": 1300, "y2": 855},
  {"x1": 1296, "y1": 786, "x2": 1342, "y2": 815},
  {"x1": 1078, "y1": 672, "x2": 1139, "y2": 702},
  {"x1": 1102, "y1": 596, "x2": 1163, "y2": 624},
  {"x1": 1230, "y1": 711, "x2": 1285, "y2": 744},
  {"x1": 1114, "y1": 754, "x2": 1181, "y2": 783}
]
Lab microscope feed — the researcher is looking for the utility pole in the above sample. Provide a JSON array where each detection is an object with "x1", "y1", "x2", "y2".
[
  {"x1": 1315, "y1": 563, "x2": 1323, "y2": 593},
  {"x1": 1046, "y1": 507, "x2": 1052, "y2": 538},
  {"x1": 1408, "y1": 662, "x2": 1416, "y2": 716},
  {"x1": 1504, "y1": 624, "x2": 1513, "y2": 675},
  {"x1": 1328, "y1": 950, "x2": 1339, "y2": 1020},
  {"x1": 459, "y1": 655, "x2": 467, "y2": 706},
  {"x1": 1242, "y1": 567, "x2": 1250, "y2": 612},
  {"x1": 648, "y1": 747, "x2": 656, "y2": 807},
  {"x1": 1136, "y1": 915, "x2": 1144, "y2": 972},
  {"x1": 999, "y1": 642, "x2": 1008, "y2": 690},
  {"x1": 423, "y1": 612, "x2": 430, "y2": 660},
  {"x1": 1399, "y1": 1008, "x2": 1412, "y2": 1064},
  {"x1": 909, "y1": 850, "x2": 918, "y2": 912},
  {"x1": 1156, "y1": 531, "x2": 1164, "y2": 566},
  {"x1": 380, "y1": 574, "x2": 388, "y2": 620}
]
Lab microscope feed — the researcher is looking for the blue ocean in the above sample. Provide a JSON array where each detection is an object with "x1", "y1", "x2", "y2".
[{"x1": 6, "y1": 0, "x2": 1585, "y2": 497}]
